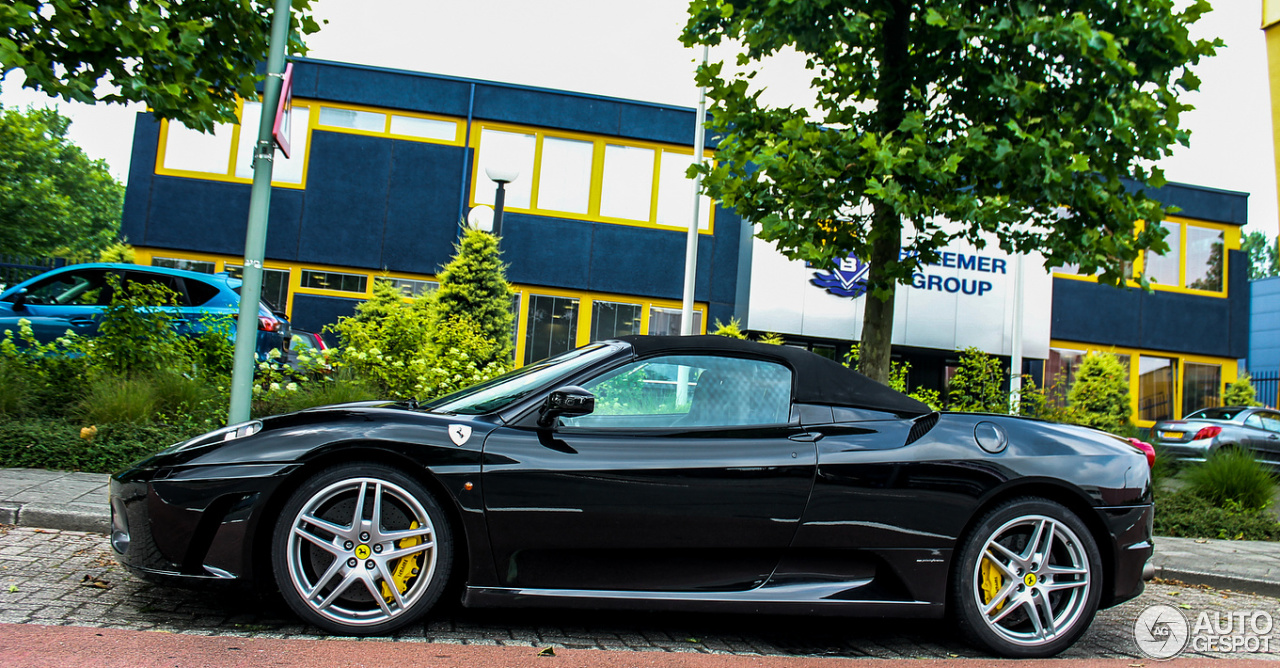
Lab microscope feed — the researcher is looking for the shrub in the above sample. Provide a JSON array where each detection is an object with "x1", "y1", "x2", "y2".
[
  {"x1": 76, "y1": 375, "x2": 160, "y2": 424},
  {"x1": 0, "y1": 418, "x2": 191, "y2": 473},
  {"x1": 1067, "y1": 351, "x2": 1131, "y2": 433},
  {"x1": 712, "y1": 317, "x2": 748, "y2": 339},
  {"x1": 947, "y1": 347, "x2": 1008, "y2": 413},
  {"x1": 93, "y1": 278, "x2": 189, "y2": 377},
  {"x1": 1153, "y1": 488, "x2": 1280, "y2": 541},
  {"x1": 757, "y1": 332, "x2": 786, "y2": 345},
  {"x1": 417, "y1": 315, "x2": 512, "y2": 398},
  {"x1": 1223, "y1": 374, "x2": 1261, "y2": 407},
  {"x1": 330, "y1": 279, "x2": 434, "y2": 399},
  {"x1": 1183, "y1": 448, "x2": 1277, "y2": 511},
  {"x1": 430, "y1": 225, "x2": 514, "y2": 367}
]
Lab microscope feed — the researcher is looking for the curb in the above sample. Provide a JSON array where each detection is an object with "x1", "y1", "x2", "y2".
[
  {"x1": 0, "y1": 502, "x2": 109, "y2": 534},
  {"x1": 1153, "y1": 566, "x2": 1280, "y2": 599}
]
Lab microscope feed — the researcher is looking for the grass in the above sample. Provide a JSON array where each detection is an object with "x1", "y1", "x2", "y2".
[
  {"x1": 0, "y1": 418, "x2": 194, "y2": 473},
  {"x1": 1154, "y1": 488, "x2": 1280, "y2": 541},
  {"x1": 1183, "y1": 447, "x2": 1277, "y2": 511}
]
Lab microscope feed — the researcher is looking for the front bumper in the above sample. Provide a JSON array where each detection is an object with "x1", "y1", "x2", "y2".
[{"x1": 109, "y1": 462, "x2": 299, "y2": 587}]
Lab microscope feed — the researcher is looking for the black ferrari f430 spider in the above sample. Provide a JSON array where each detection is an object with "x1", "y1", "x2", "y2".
[{"x1": 110, "y1": 336, "x2": 1154, "y2": 657}]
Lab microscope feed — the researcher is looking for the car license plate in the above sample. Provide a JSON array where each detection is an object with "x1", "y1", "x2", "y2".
[{"x1": 1161, "y1": 431, "x2": 1184, "y2": 439}]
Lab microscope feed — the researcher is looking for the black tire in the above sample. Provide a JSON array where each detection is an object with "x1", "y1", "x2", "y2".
[
  {"x1": 951, "y1": 497, "x2": 1103, "y2": 658},
  {"x1": 271, "y1": 462, "x2": 453, "y2": 635}
]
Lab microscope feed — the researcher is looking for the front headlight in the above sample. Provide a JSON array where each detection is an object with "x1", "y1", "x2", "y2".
[{"x1": 161, "y1": 420, "x2": 263, "y2": 455}]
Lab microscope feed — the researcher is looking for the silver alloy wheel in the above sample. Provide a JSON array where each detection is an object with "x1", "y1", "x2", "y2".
[
  {"x1": 972, "y1": 514, "x2": 1091, "y2": 647},
  {"x1": 284, "y1": 477, "x2": 438, "y2": 628}
]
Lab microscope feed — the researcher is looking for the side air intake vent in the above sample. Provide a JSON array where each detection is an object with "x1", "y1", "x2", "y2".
[{"x1": 905, "y1": 412, "x2": 939, "y2": 445}]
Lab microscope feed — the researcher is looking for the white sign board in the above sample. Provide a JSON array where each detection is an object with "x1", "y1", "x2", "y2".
[{"x1": 746, "y1": 232, "x2": 1053, "y2": 359}]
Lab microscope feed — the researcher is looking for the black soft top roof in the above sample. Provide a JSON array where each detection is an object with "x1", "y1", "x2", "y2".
[{"x1": 614, "y1": 335, "x2": 931, "y2": 417}]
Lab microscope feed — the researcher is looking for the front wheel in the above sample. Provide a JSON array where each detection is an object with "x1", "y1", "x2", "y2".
[
  {"x1": 952, "y1": 498, "x2": 1103, "y2": 658},
  {"x1": 271, "y1": 463, "x2": 452, "y2": 635}
]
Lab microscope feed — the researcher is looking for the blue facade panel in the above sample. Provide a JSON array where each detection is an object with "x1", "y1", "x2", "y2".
[
  {"x1": 121, "y1": 114, "x2": 160, "y2": 244},
  {"x1": 1250, "y1": 276, "x2": 1280, "y2": 371},
  {"x1": 297, "y1": 132, "x2": 392, "y2": 269},
  {"x1": 381, "y1": 141, "x2": 470, "y2": 275},
  {"x1": 501, "y1": 213, "x2": 594, "y2": 289},
  {"x1": 290, "y1": 293, "x2": 360, "y2": 334}
]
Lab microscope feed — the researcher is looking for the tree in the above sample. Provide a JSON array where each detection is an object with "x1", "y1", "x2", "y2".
[
  {"x1": 431, "y1": 225, "x2": 515, "y2": 370},
  {"x1": 682, "y1": 1, "x2": 1218, "y2": 382},
  {"x1": 947, "y1": 347, "x2": 1008, "y2": 413},
  {"x1": 1223, "y1": 375, "x2": 1260, "y2": 408},
  {"x1": 1067, "y1": 352, "x2": 1131, "y2": 433},
  {"x1": 1241, "y1": 231, "x2": 1279, "y2": 280},
  {"x1": 1, "y1": 1, "x2": 321, "y2": 132},
  {"x1": 0, "y1": 105, "x2": 123, "y2": 257}
]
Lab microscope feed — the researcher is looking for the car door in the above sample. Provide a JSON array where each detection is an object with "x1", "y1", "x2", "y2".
[
  {"x1": 1241, "y1": 412, "x2": 1276, "y2": 456},
  {"x1": 480, "y1": 353, "x2": 817, "y2": 593},
  {"x1": 0, "y1": 268, "x2": 113, "y2": 343},
  {"x1": 1254, "y1": 411, "x2": 1280, "y2": 466}
]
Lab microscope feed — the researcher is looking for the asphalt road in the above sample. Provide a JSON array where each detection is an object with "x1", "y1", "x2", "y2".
[{"x1": 1, "y1": 526, "x2": 1278, "y2": 662}]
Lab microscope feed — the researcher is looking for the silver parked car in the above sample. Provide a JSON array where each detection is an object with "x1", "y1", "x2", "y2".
[{"x1": 1151, "y1": 406, "x2": 1280, "y2": 469}]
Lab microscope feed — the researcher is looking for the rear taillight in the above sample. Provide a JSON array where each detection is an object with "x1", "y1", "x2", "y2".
[
  {"x1": 258, "y1": 315, "x2": 279, "y2": 332},
  {"x1": 1193, "y1": 426, "x2": 1222, "y2": 441},
  {"x1": 1128, "y1": 438, "x2": 1156, "y2": 468}
]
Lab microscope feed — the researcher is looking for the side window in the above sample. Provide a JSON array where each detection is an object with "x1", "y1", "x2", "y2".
[
  {"x1": 1245, "y1": 413, "x2": 1266, "y2": 430},
  {"x1": 19, "y1": 269, "x2": 111, "y2": 306},
  {"x1": 183, "y1": 279, "x2": 221, "y2": 306},
  {"x1": 1261, "y1": 413, "x2": 1280, "y2": 433},
  {"x1": 122, "y1": 271, "x2": 190, "y2": 306},
  {"x1": 562, "y1": 355, "x2": 793, "y2": 429}
]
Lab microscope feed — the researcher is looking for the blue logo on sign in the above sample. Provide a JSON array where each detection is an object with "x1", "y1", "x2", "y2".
[{"x1": 811, "y1": 254, "x2": 869, "y2": 299}]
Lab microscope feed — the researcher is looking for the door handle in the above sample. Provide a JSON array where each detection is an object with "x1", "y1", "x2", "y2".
[
  {"x1": 789, "y1": 432, "x2": 823, "y2": 443},
  {"x1": 68, "y1": 317, "x2": 94, "y2": 327},
  {"x1": 1268, "y1": 435, "x2": 1278, "y2": 440}
]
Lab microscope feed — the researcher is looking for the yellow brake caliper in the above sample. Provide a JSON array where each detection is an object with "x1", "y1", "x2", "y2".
[
  {"x1": 980, "y1": 557, "x2": 1004, "y2": 611},
  {"x1": 381, "y1": 521, "x2": 423, "y2": 603}
]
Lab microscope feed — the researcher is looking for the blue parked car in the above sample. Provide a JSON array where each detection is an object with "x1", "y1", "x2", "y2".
[{"x1": 0, "y1": 263, "x2": 290, "y2": 359}]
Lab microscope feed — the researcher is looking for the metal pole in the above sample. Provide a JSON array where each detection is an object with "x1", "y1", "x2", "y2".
[
  {"x1": 493, "y1": 181, "x2": 507, "y2": 238},
  {"x1": 228, "y1": 0, "x2": 292, "y2": 425},
  {"x1": 1009, "y1": 253, "x2": 1026, "y2": 414},
  {"x1": 680, "y1": 44, "x2": 710, "y2": 337}
]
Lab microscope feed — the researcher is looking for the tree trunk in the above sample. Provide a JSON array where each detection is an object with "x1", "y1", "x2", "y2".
[
  {"x1": 858, "y1": 203, "x2": 902, "y2": 383},
  {"x1": 857, "y1": 0, "x2": 909, "y2": 385}
]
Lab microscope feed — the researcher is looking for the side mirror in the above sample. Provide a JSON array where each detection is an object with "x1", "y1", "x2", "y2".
[
  {"x1": 538, "y1": 386, "x2": 595, "y2": 428},
  {"x1": 10, "y1": 288, "x2": 28, "y2": 311}
]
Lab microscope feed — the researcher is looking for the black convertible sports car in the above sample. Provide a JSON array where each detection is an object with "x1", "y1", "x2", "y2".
[{"x1": 109, "y1": 336, "x2": 1154, "y2": 657}]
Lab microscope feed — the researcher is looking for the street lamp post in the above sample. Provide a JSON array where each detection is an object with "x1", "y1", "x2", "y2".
[{"x1": 485, "y1": 167, "x2": 519, "y2": 238}]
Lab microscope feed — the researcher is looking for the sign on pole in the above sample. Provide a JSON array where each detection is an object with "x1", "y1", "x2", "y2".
[{"x1": 272, "y1": 62, "x2": 295, "y2": 159}]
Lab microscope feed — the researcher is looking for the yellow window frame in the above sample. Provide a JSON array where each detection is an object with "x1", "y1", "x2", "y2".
[
  {"x1": 468, "y1": 121, "x2": 717, "y2": 235},
  {"x1": 1049, "y1": 339, "x2": 1239, "y2": 428},
  {"x1": 313, "y1": 101, "x2": 465, "y2": 146},
  {"x1": 155, "y1": 98, "x2": 316, "y2": 190},
  {"x1": 1052, "y1": 216, "x2": 1239, "y2": 298}
]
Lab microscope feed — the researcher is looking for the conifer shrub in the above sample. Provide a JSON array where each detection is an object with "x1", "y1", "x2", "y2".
[{"x1": 1066, "y1": 351, "x2": 1131, "y2": 433}]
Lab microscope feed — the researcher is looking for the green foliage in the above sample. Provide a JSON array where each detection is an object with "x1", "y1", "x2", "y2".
[
  {"x1": 93, "y1": 278, "x2": 189, "y2": 377},
  {"x1": 76, "y1": 376, "x2": 158, "y2": 424},
  {"x1": 712, "y1": 317, "x2": 748, "y2": 339},
  {"x1": 97, "y1": 240, "x2": 136, "y2": 264},
  {"x1": 1065, "y1": 352, "x2": 1131, "y2": 432},
  {"x1": 431, "y1": 226, "x2": 515, "y2": 367},
  {"x1": 1224, "y1": 374, "x2": 1261, "y2": 408},
  {"x1": 1154, "y1": 489, "x2": 1280, "y2": 541},
  {"x1": 1018, "y1": 373, "x2": 1084, "y2": 425},
  {"x1": 0, "y1": 105, "x2": 124, "y2": 257},
  {"x1": 757, "y1": 332, "x2": 785, "y2": 345},
  {"x1": 0, "y1": 418, "x2": 191, "y2": 473},
  {"x1": 947, "y1": 347, "x2": 1008, "y2": 413},
  {"x1": 1183, "y1": 448, "x2": 1277, "y2": 512},
  {"x1": 1, "y1": 1, "x2": 321, "y2": 133},
  {"x1": 419, "y1": 315, "x2": 512, "y2": 398},
  {"x1": 681, "y1": 1, "x2": 1218, "y2": 381},
  {"x1": 329, "y1": 280, "x2": 435, "y2": 400},
  {"x1": 1242, "y1": 231, "x2": 1280, "y2": 280},
  {"x1": 909, "y1": 387, "x2": 943, "y2": 412}
]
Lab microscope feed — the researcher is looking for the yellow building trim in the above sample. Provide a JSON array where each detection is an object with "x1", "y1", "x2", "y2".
[
  {"x1": 135, "y1": 247, "x2": 707, "y2": 366},
  {"x1": 155, "y1": 100, "x2": 314, "y2": 190},
  {"x1": 1050, "y1": 339, "x2": 1239, "y2": 428},
  {"x1": 312, "y1": 100, "x2": 465, "y2": 146},
  {"x1": 1265, "y1": 0, "x2": 1280, "y2": 29}
]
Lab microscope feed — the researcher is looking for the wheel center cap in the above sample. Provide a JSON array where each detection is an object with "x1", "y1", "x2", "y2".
[
  {"x1": 1024, "y1": 573, "x2": 1038, "y2": 587},
  {"x1": 354, "y1": 544, "x2": 371, "y2": 559}
]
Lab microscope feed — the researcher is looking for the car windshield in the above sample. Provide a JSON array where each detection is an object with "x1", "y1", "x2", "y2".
[
  {"x1": 1185, "y1": 407, "x2": 1245, "y2": 421},
  {"x1": 424, "y1": 343, "x2": 618, "y2": 415}
]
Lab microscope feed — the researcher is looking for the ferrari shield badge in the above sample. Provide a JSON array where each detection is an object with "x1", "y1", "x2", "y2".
[{"x1": 448, "y1": 424, "x2": 472, "y2": 446}]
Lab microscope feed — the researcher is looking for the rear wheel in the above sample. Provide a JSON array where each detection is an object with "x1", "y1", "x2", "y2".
[
  {"x1": 952, "y1": 498, "x2": 1102, "y2": 658},
  {"x1": 271, "y1": 463, "x2": 452, "y2": 635}
]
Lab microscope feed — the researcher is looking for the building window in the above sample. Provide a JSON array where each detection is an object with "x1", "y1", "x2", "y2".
[
  {"x1": 647, "y1": 306, "x2": 703, "y2": 336},
  {"x1": 1182, "y1": 363, "x2": 1221, "y2": 415},
  {"x1": 151, "y1": 257, "x2": 216, "y2": 274},
  {"x1": 318, "y1": 107, "x2": 386, "y2": 133},
  {"x1": 655, "y1": 150, "x2": 712, "y2": 231},
  {"x1": 1138, "y1": 355, "x2": 1177, "y2": 422},
  {"x1": 376, "y1": 276, "x2": 438, "y2": 298},
  {"x1": 1144, "y1": 221, "x2": 1181, "y2": 288},
  {"x1": 600, "y1": 144, "x2": 655, "y2": 221},
  {"x1": 1185, "y1": 225, "x2": 1224, "y2": 291},
  {"x1": 233, "y1": 101, "x2": 309, "y2": 184},
  {"x1": 389, "y1": 115, "x2": 458, "y2": 142},
  {"x1": 226, "y1": 265, "x2": 292, "y2": 312},
  {"x1": 537, "y1": 137, "x2": 593, "y2": 214},
  {"x1": 475, "y1": 129, "x2": 536, "y2": 209},
  {"x1": 525, "y1": 294, "x2": 579, "y2": 364},
  {"x1": 161, "y1": 122, "x2": 235, "y2": 175},
  {"x1": 591, "y1": 301, "x2": 643, "y2": 340},
  {"x1": 300, "y1": 269, "x2": 367, "y2": 294}
]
